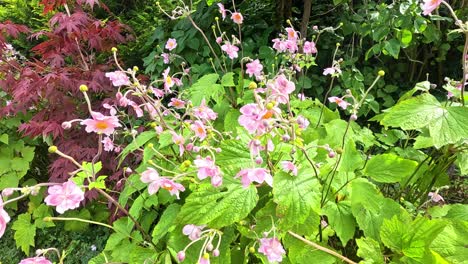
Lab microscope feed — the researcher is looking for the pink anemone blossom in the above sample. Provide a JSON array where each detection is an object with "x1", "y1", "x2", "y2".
[
  {"x1": 168, "y1": 98, "x2": 186, "y2": 109},
  {"x1": 182, "y1": 224, "x2": 206, "y2": 240},
  {"x1": 19, "y1": 257, "x2": 52, "y2": 264},
  {"x1": 238, "y1": 103, "x2": 271, "y2": 135},
  {"x1": 236, "y1": 168, "x2": 273, "y2": 188},
  {"x1": 421, "y1": 0, "x2": 442, "y2": 15},
  {"x1": 193, "y1": 99, "x2": 218, "y2": 121},
  {"x1": 258, "y1": 237, "x2": 286, "y2": 263},
  {"x1": 217, "y1": 3, "x2": 227, "y2": 20},
  {"x1": 281, "y1": 161, "x2": 298, "y2": 176},
  {"x1": 221, "y1": 42, "x2": 239, "y2": 59},
  {"x1": 44, "y1": 180, "x2": 85, "y2": 214},
  {"x1": 323, "y1": 67, "x2": 342, "y2": 76},
  {"x1": 286, "y1": 27, "x2": 298, "y2": 41},
  {"x1": 191, "y1": 120, "x2": 208, "y2": 141},
  {"x1": 81, "y1": 111, "x2": 121, "y2": 136},
  {"x1": 165, "y1": 38, "x2": 177, "y2": 51},
  {"x1": 170, "y1": 131, "x2": 185, "y2": 156},
  {"x1": 140, "y1": 168, "x2": 185, "y2": 199},
  {"x1": 194, "y1": 156, "x2": 222, "y2": 187},
  {"x1": 105, "y1": 71, "x2": 131, "y2": 87},
  {"x1": 328, "y1": 96, "x2": 351, "y2": 110},
  {"x1": 303, "y1": 41, "x2": 317, "y2": 54},
  {"x1": 102, "y1": 136, "x2": 115, "y2": 152},
  {"x1": 246, "y1": 59, "x2": 263, "y2": 80},
  {"x1": 0, "y1": 198, "x2": 11, "y2": 238},
  {"x1": 231, "y1": 12, "x2": 243, "y2": 24}
]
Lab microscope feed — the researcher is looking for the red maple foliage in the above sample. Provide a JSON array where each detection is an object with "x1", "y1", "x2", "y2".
[{"x1": 0, "y1": 1, "x2": 134, "y2": 185}]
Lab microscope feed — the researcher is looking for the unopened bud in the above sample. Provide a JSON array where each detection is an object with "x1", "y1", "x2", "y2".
[
  {"x1": 177, "y1": 251, "x2": 185, "y2": 262},
  {"x1": 328, "y1": 151, "x2": 336, "y2": 158},
  {"x1": 111, "y1": 47, "x2": 118, "y2": 52},
  {"x1": 249, "y1": 247, "x2": 256, "y2": 253},
  {"x1": 378, "y1": 70, "x2": 385, "y2": 77},
  {"x1": 215, "y1": 17, "x2": 219, "y2": 21},
  {"x1": 61, "y1": 121, "x2": 72, "y2": 130},
  {"x1": 79, "y1": 84, "x2": 88, "y2": 92},
  {"x1": 350, "y1": 114, "x2": 357, "y2": 121},
  {"x1": 43, "y1": 217, "x2": 52, "y2": 222},
  {"x1": 182, "y1": 160, "x2": 192, "y2": 167},
  {"x1": 206, "y1": 244, "x2": 214, "y2": 251},
  {"x1": 255, "y1": 156, "x2": 263, "y2": 164},
  {"x1": 248, "y1": 81, "x2": 257, "y2": 89},
  {"x1": 335, "y1": 147, "x2": 343, "y2": 154},
  {"x1": 213, "y1": 249, "x2": 220, "y2": 257},
  {"x1": 147, "y1": 143, "x2": 154, "y2": 148},
  {"x1": 48, "y1": 146, "x2": 58, "y2": 153},
  {"x1": 2, "y1": 188, "x2": 14, "y2": 197},
  {"x1": 282, "y1": 134, "x2": 290, "y2": 142},
  {"x1": 133, "y1": 66, "x2": 139, "y2": 72}
]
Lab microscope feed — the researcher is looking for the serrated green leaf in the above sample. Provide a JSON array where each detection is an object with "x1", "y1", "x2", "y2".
[
  {"x1": 221, "y1": 72, "x2": 235, "y2": 87},
  {"x1": 364, "y1": 154, "x2": 418, "y2": 183},
  {"x1": 189, "y1": 73, "x2": 224, "y2": 105},
  {"x1": 216, "y1": 139, "x2": 251, "y2": 176},
  {"x1": 323, "y1": 201, "x2": 356, "y2": 245},
  {"x1": 177, "y1": 183, "x2": 258, "y2": 228},
  {"x1": 0, "y1": 134, "x2": 8, "y2": 144},
  {"x1": 152, "y1": 204, "x2": 180, "y2": 243},
  {"x1": 356, "y1": 237, "x2": 384, "y2": 264},
  {"x1": 383, "y1": 39, "x2": 400, "y2": 59},
  {"x1": 430, "y1": 220, "x2": 468, "y2": 263},
  {"x1": 130, "y1": 246, "x2": 157, "y2": 263},
  {"x1": 119, "y1": 131, "x2": 156, "y2": 163},
  {"x1": 129, "y1": 196, "x2": 145, "y2": 219},
  {"x1": 12, "y1": 213, "x2": 36, "y2": 254},
  {"x1": 338, "y1": 139, "x2": 363, "y2": 172}
]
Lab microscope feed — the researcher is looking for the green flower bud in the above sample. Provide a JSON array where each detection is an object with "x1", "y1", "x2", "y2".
[
  {"x1": 48, "y1": 146, "x2": 58, "y2": 153},
  {"x1": 79, "y1": 84, "x2": 88, "y2": 92}
]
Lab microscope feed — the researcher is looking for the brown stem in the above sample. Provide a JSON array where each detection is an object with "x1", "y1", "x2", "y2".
[
  {"x1": 288, "y1": 231, "x2": 358, "y2": 264},
  {"x1": 300, "y1": 0, "x2": 312, "y2": 39}
]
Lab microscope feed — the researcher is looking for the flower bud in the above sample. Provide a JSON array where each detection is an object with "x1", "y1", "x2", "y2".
[
  {"x1": 182, "y1": 160, "x2": 192, "y2": 167},
  {"x1": 328, "y1": 151, "x2": 336, "y2": 158},
  {"x1": 350, "y1": 114, "x2": 357, "y2": 121},
  {"x1": 248, "y1": 81, "x2": 257, "y2": 89},
  {"x1": 147, "y1": 143, "x2": 154, "y2": 148},
  {"x1": 282, "y1": 134, "x2": 290, "y2": 142},
  {"x1": 125, "y1": 167, "x2": 133, "y2": 174},
  {"x1": 266, "y1": 102, "x2": 274, "y2": 110},
  {"x1": 255, "y1": 156, "x2": 263, "y2": 164},
  {"x1": 213, "y1": 249, "x2": 220, "y2": 257},
  {"x1": 215, "y1": 17, "x2": 219, "y2": 21},
  {"x1": 48, "y1": 146, "x2": 58, "y2": 153},
  {"x1": 335, "y1": 147, "x2": 343, "y2": 154},
  {"x1": 2, "y1": 188, "x2": 14, "y2": 197},
  {"x1": 111, "y1": 47, "x2": 118, "y2": 52},
  {"x1": 79, "y1": 84, "x2": 88, "y2": 92},
  {"x1": 133, "y1": 66, "x2": 139, "y2": 72},
  {"x1": 207, "y1": 243, "x2": 214, "y2": 251},
  {"x1": 378, "y1": 70, "x2": 385, "y2": 77},
  {"x1": 249, "y1": 246, "x2": 256, "y2": 253},
  {"x1": 177, "y1": 251, "x2": 186, "y2": 262},
  {"x1": 43, "y1": 217, "x2": 52, "y2": 222},
  {"x1": 313, "y1": 25, "x2": 318, "y2": 30}
]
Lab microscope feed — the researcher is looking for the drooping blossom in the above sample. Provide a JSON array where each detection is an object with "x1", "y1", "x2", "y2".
[
  {"x1": 81, "y1": 111, "x2": 121, "y2": 136},
  {"x1": 296, "y1": 115, "x2": 310, "y2": 129},
  {"x1": 193, "y1": 99, "x2": 218, "y2": 121},
  {"x1": 163, "y1": 67, "x2": 175, "y2": 92},
  {"x1": 191, "y1": 120, "x2": 207, "y2": 140},
  {"x1": 170, "y1": 131, "x2": 185, "y2": 156},
  {"x1": 421, "y1": 0, "x2": 442, "y2": 16},
  {"x1": 323, "y1": 67, "x2": 342, "y2": 76},
  {"x1": 281, "y1": 161, "x2": 298, "y2": 176},
  {"x1": 328, "y1": 96, "x2": 351, "y2": 110},
  {"x1": 116, "y1": 91, "x2": 130, "y2": 107},
  {"x1": 231, "y1": 12, "x2": 243, "y2": 24},
  {"x1": 285, "y1": 39, "x2": 298, "y2": 53},
  {"x1": 303, "y1": 41, "x2": 317, "y2": 54},
  {"x1": 246, "y1": 59, "x2": 263, "y2": 80},
  {"x1": 105, "y1": 71, "x2": 131, "y2": 87},
  {"x1": 236, "y1": 168, "x2": 273, "y2": 188},
  {"x1": 161, "y1": 53, "x2": 170, "y2": 64},
  {"x1": 44, "y1": 180, "x2": 85, "y2": 214},
  {"x1": 221, "y1": 43, "x2": 239, "y2": 59},
  {"x1": 194, "y1": 156, "x2": 222, "y2": 187},
  {"x1": 272, "y1": 38, "x2": 287, "y2": 52},
  {"x1": 140, "y1": 168, "x2": 185, "y2": 198},
  {"x1": 168, "y1": 98, "x2": 186, "y2": 109},
  {"x1": 248, "y1": 139, "x2": 263, "y2": 156},
  {"x1": 0, "y1": 198, "x2": 11, "y2": 238},
  {"x1": 428, "y1": 192, "x2": 445, "y2": 203},
  {"x1": 165, "y1": 38, "x2": 177, "y2": 51},
  {"x1": 258, "y1": 237, "x2": 286, "y2": 263},
  {"x1": 182, "y1": 224, "x2": 205, "y2": 240},
  {"x1": 101, "y1": 136, "x2": 114, "y2": 152},
  {"x1": 103, "y1": 103, "x2": 118, "y2": 116},
  {"x1": 270, "y1": 74, "x2": 296, "y2": 104},
  {"x1": 19, "y1": 257, "x2": 52, "y2": 264},
  {"x1": 285, "y1": 27, "x2": 298, "y2": 41},
  {"x1": 199, "y1": 254, "x2": 211, "y2": 264},
  {"x1": 217, "y1": 3, "x2": 226, "y2": 20}
]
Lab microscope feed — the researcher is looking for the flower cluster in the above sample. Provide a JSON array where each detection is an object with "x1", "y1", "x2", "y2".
[{"x1": 178, "y1": 224, "x2": 222, "y2": 263}]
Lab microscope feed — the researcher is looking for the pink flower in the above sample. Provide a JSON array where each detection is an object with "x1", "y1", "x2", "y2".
[
  {"x1": 285, "y1": 39, "x2": 298, "y2": 53},
  {"x1": 168, "y1": 98, "x2": 186, "y2": 109},
  {"x1": 328, "y1": 96, "x2": 350, "y2": 110},
  {"x1": 248, "y1": 139, "x2": 263, "y2": 156},
  {"x1": 177, "y1": 251, "x2": 186, "y2": 262},
  {"x1": 105, "y1": 71, "x2": 131, "y2": 87},
  {"x1": 191, "y1": 120, "x2": 207, "y2": 140},
  {"x1": 270, "y1": 74, "x2": 295, "y2": 104},
  {"x1": 258, "y1": 237, "x2": 286, "y2": 263},
  {"x1": 140, "y1": 168, "x2": 185, "y2": 198},
  {"x1": 238, "y1": 103, "x2": 270, "y2": 135},
  {"x1": 171, "y1": 131, "x2": 185, "y2": 156},
  {"x1": 217, "y1": 3, "x2": 226, "y2": 20},
  {"x1": 246, "y1": 59, "x2": 263, "y2": 80},
  {"x1": 236, "y1": 168, "x2": 273, "y2": 188},
  {"x1": 81, "y1": 111, "x2": 121, "y2": 136},
  {"x1": 231, "y1": 12, "x2": 243, "y2": 24},
  {"x1": 303, "y1": 41, "x2": 317, "y2": 54},
  {"x1": 296, "y1": 115, "x2": 310, "y2": 129},
  {"x1": 116, "y1": 92, "x2": 130, "y2": 107},
  {"x1": 421, "y1": 0, "x2": 442, "y2": 15},
  {"x1": 19, "y1": 257, "x2": 52, "y2": 264},
  {"x1": 272, "y1": 38, "x2": 287, "y2": 52},
  {"x1": 285, "y1": 27, "x2": 298, "y2": 41},
  {"x1": 44, "y1": 180, "x2": 85, "y2": 214},
  {"x1": 101, "y1": 136, "x2": 114, "y2": 152},
  {"x1": 428, "y1": 192, "x2": 445, "y2": 202},
  {"x1": 194, "y1": 156, "x2": 222, "y2": 187},
  {"x1": 221, "y1": 43, "x2": 239, "y2": 59},
  {"x1": 165, "y1": 38, "x2": 177, "y2": 51},
  {"x1": 182, "y1": 224, "x2": 205, "y2": 240},
  {"x1": 163, "y1": 67, "x2": 175, "y2": 92},
  {"x1": 216, "y1": 37, "x2": 222, "y2": 44},
  {"x1": 199, "y1": 255, "x2": 210, "y2": 264},
  {"x1": 323, "y1": 67, "x2": 341, "y2": 76},
  {"x1": 281, "y1": 161, "x2": 298, "y2": 176},
  {"x1": 161, "y1": 53, "x2": 170, "y2": 64},
  {"x1": 0, "y1": 198, "x2": 11, "y2": 238},
  {"x1": 193, "y1": 99, "x2": 218, "y2": 121}
]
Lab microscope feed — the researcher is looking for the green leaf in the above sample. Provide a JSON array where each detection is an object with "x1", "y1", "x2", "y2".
[
  {"x1": 273, "y1": 169, "x2": 321, "y2": 229},
  {"x1": 338, "y1": 139, "x2": 363, "y2": 172},
  {"x1": 152, "y1": 204, "x2": 180, "y2": 243},
  {"x1": 0, "y1": 133, "x2": 8, "y2": 144},
  {"x1": 221, "y1": 72, "x2": 235, "y2": 87},
  {"x1": 364, "y1": 154, "x2": 418, "y2": 183},
  {"x1": 216, "y1": 139, "x2": 251, "y2": 175},
  {"x1": 381, "y1": 93, "x2": 468, "y2": 148},
  {"x1": 285, "y1": 233, "x2": 337, "y2": 264},
  {"x1": 383, "y1": 39, "x2": 400, "y2": 59},
  {"x1": 63, "y1": 208, "x2": 91, "y2": 231},
  {"x1": 177, "y1": 183, "x2": 258, "y2": 228},
  {"x1": 400, "y1": 29, "x2": 412, "y2": 46},
  {"x1": 130, "y1": 246, "x2": 157, "y2": 263},
  {"x1": 119, "y1": 131, "x2": 156, "y2": 162},
  {"x1": 189, "y1": 73, "x2": 224, "y2": 105},
  {"x1": 430, "y1": 220, "x2": 468, "y2": 263},
  {"x1": 12, "y1": 213, "x2": 36, "y2": 254},
  {"x1": 323, "y1": 201, "x2": 356, "y2": 245},
  {"x1": 129, "y1": 195, "x2": 145, "y2": 219},
  {"x1": 356, "y1": 237, "x2": 384, "y2": 264}
]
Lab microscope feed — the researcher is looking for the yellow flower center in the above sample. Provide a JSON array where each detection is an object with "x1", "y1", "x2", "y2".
[{"x1": 95, "y1": 121, "x2": 109, "y2": 130}]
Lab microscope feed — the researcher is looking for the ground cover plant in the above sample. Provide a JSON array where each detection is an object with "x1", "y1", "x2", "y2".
[{"x1": 0, "y1": 0, "x2": 467, "y2": 263}]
